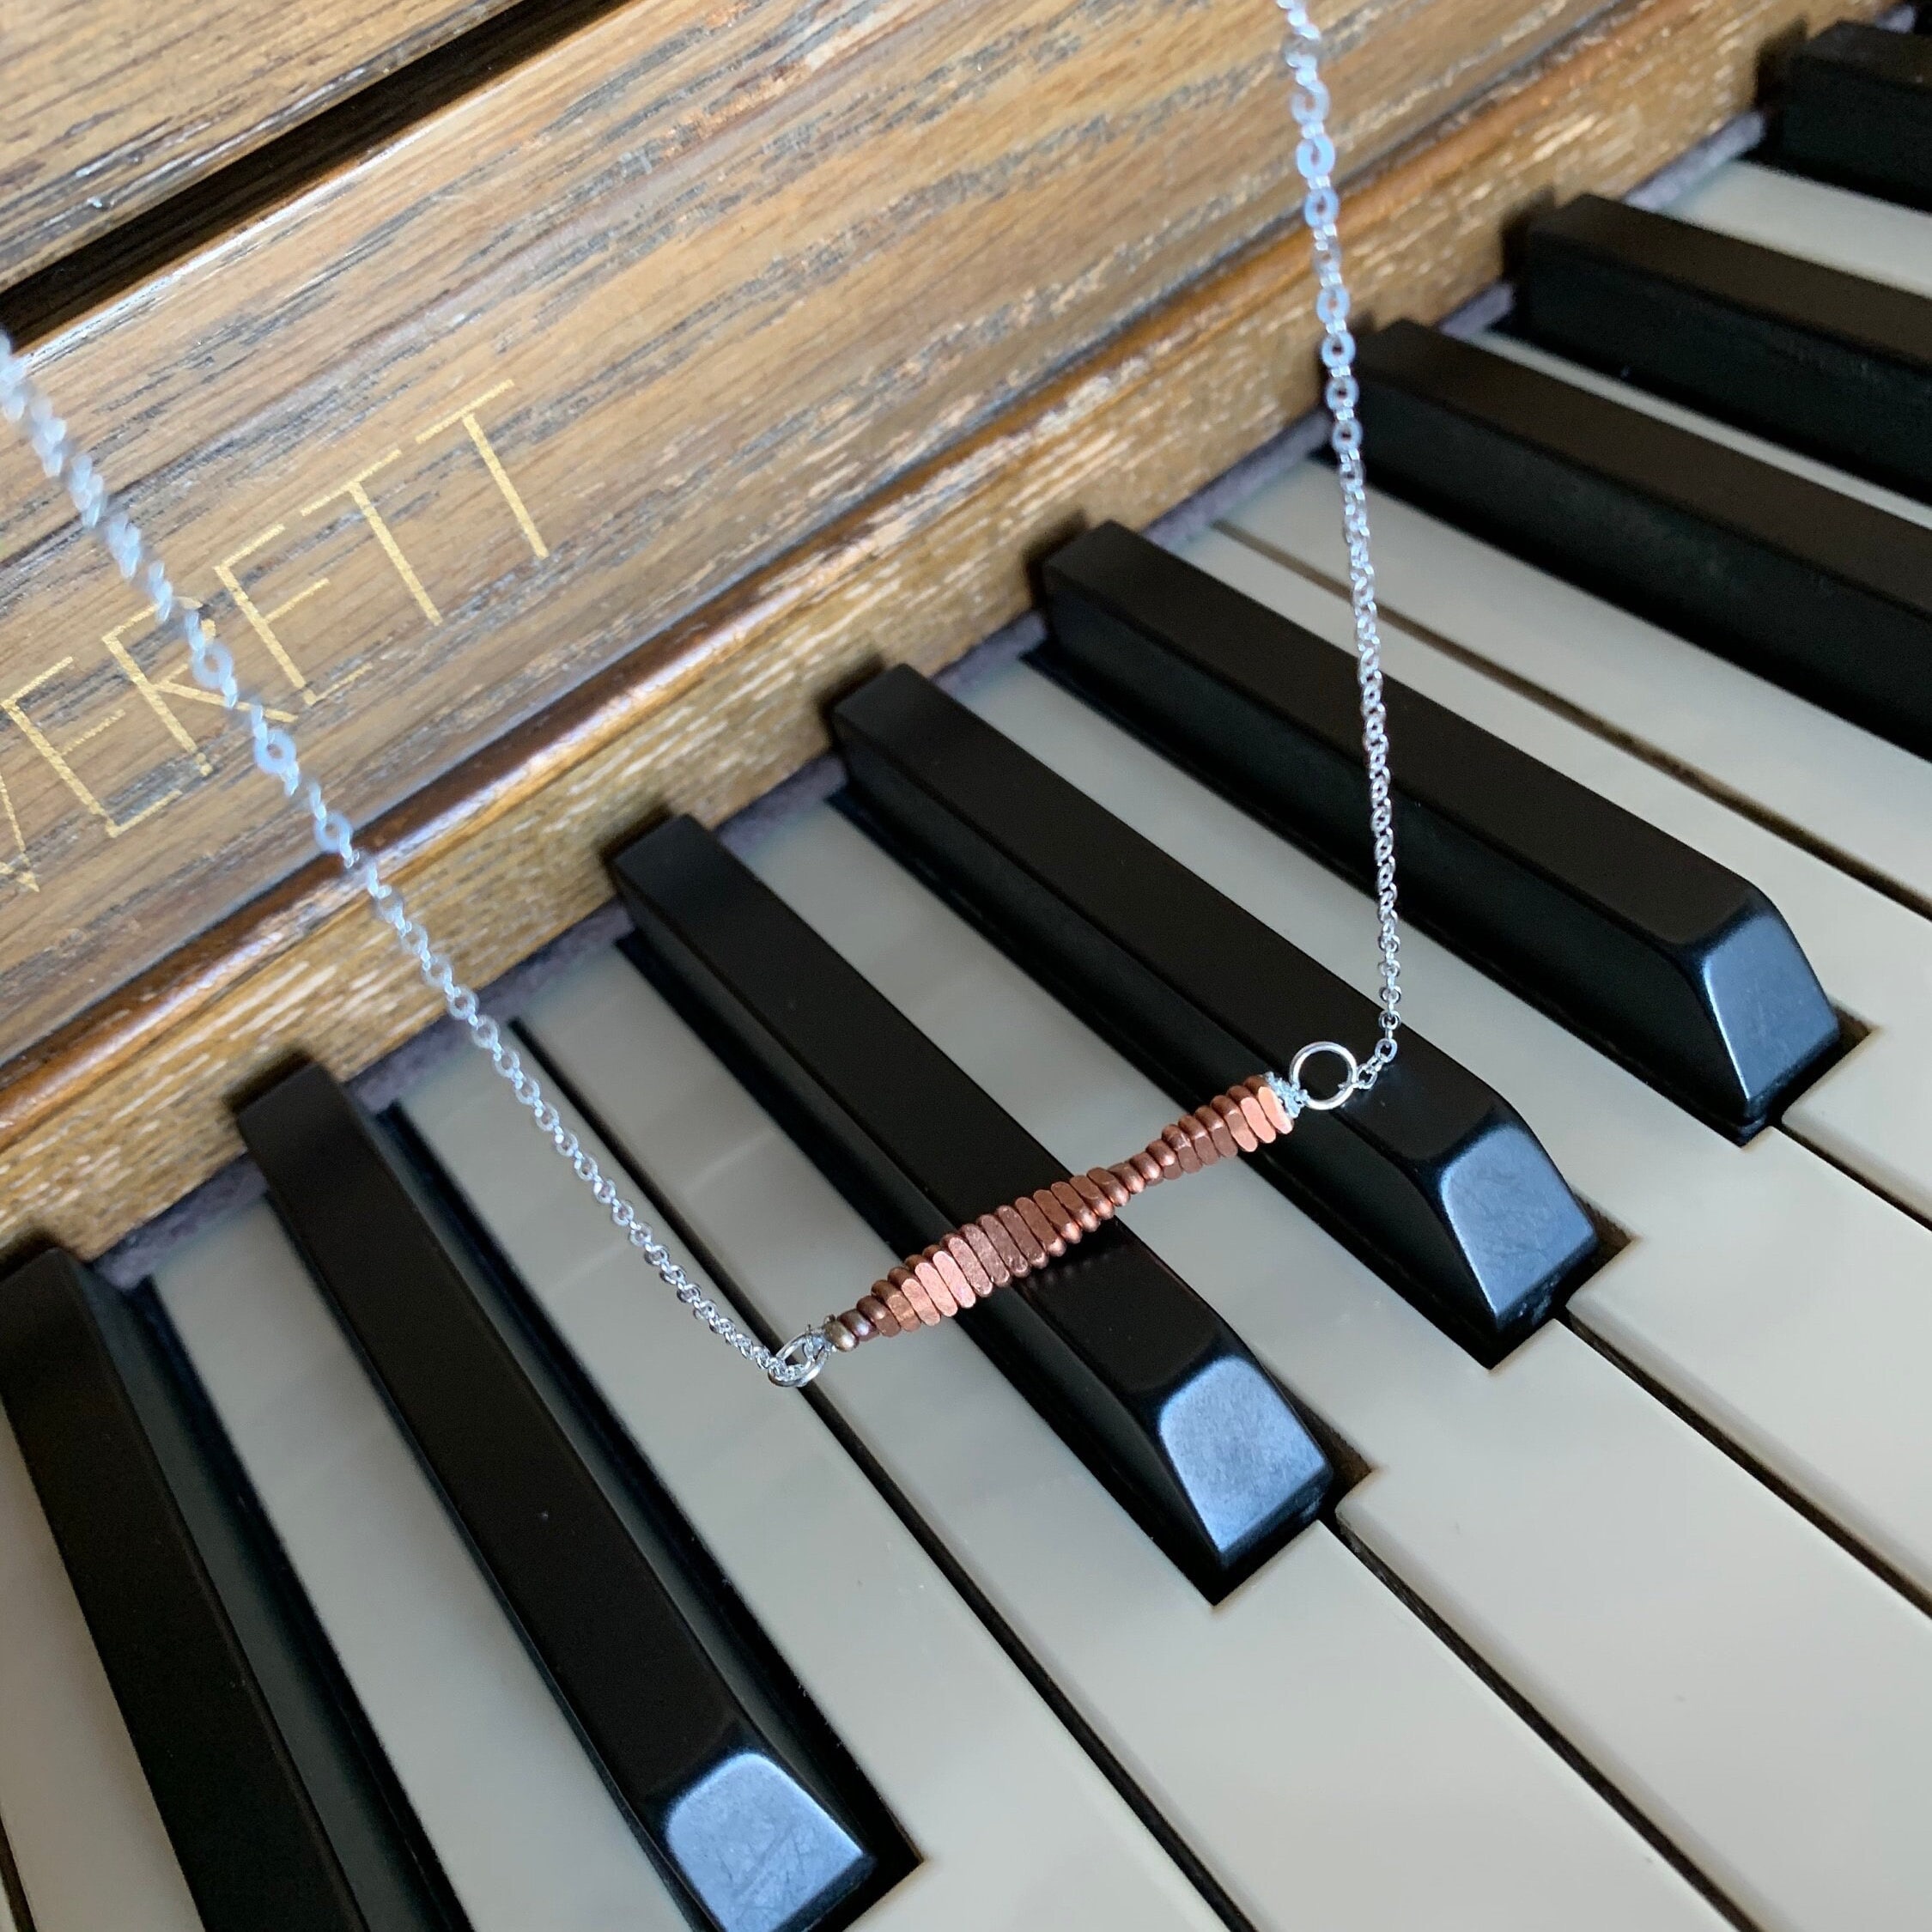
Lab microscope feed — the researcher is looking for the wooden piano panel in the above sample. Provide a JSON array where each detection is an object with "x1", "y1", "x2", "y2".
[
  {"x1": 0, "y1": 0, "x2": 528, "y2": 290},
  {"x1": 0, "y1": 0, "x2": 1625, "y2": 1071},
  {"x1": 0, "y1": 0, "x2": 1878, "y2": 1266}
]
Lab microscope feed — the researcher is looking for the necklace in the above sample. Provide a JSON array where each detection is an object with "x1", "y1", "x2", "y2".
[{"x1": 0, "y1": 0, "x2": 1400, "y2": 1390}]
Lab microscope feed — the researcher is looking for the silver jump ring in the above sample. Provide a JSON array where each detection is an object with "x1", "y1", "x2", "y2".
[
  {"x1": 767, "y1": 1330, "x2": 832, "y2": 1389},
  {"x1": 1289, "y1": 1040, "x2": 1361, "y2": 1112}
]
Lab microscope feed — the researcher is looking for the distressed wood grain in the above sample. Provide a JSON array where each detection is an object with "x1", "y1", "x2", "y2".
[
  {"x1": 0, "y1": 0, "x2": 1620, "y2": 1072},
  {"x1": 0, "y1": 0, "x2": 538, "y2": 293},
  {"x1": 0, "y1": 0, "x2": 1873, "y2": 1263}
]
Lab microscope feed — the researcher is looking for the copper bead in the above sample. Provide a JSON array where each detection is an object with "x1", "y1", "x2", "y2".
[
  {"x1": 859, "y1": 1292, "x2": 899, "y2": 1339},
  {"x1": 929, "y1": 1244, "x2": 975, "y2": 1311},
  {"x1": 1251, "y1": 1076, "x2": 1294, "y2": 1137},
  {"x1": 1051, "y1": 1180, "x2": 1098, "y2": 1236},
  {"x1": 902, "y1": 1260, "x2": 946, "y2": 1324},
  {"x1": 947, "y1": 1232, "x2": 995, "y2": 1298},
  {"x1": 1000, "y1": 1204, "x2": 1049, "y2": 1271},
  {"x1": 880, "y1": 1273, "x2": 920, "y2": 1333},
  {"x1": 981, "y1": 1212, "x2": 1030, "y2": 1279},
  {"x1": 1017, "y1": 1194, "x2": 1065, "y2": 1259},
  {"x1": 824, "y1": 1066, "x2": 1304, "y2": 1346}
]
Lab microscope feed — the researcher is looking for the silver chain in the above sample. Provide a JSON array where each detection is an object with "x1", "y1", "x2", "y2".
[
  {"x1": 0, "y1": 1, "x2": 1394, "y2": 1387},
  {"x1": 0, "y1": 331, "x2": 824, "y2": 1388},
  {"x1": 1269, "y1": 0, "x2": 1403, "y2": 1116}
]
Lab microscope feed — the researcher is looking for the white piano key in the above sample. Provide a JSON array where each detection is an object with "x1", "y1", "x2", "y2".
[
  {"x1": 1667, "y1": 157, "x2": 1932, "y2": 299},
  {"x1": 1343, "y1": 1331, "x2": 1930, "y2": 1932},
  {"x1": 710, "y1": 677, "x2": 1932, "y2": 1930},
  {"x1": 519, "y1": 941, "x2": 1726, "y2": 1929},
  {"x1": 0, "y1": 1407, "x2": 204, "y2": 1932},
  {"x1": 396, "y1": 1051, "x2": 1225, "y2": 1932},
  {"x1": 152, "y1": 1206, "x2": 695, "y2": 1932}
]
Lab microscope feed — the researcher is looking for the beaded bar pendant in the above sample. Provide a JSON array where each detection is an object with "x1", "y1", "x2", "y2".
[{"x1": 823, "y1": 1075, "x2": 1296, "y2": 1349}]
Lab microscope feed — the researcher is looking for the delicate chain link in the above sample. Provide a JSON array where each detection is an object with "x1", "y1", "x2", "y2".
[
  {"x1": 0, "y1": 329, "x2": 825, "y2": 1388},
  {"x1": 1275, "y1": 1, "x2": 1403, "y2": 1100}
]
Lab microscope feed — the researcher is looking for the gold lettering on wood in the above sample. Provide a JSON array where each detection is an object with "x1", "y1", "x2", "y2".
[
  {"x1": 103, "y1": 600, "x2": 298, "y2": 764},
  {"x1": 214, "y1": 524, "x2": 331, "y2": 703},
  {"x1": 416, "y1": 380, "x2": 549, "y2": 560},
  {"x1": 103, "y1": 601, "x2": 216, "y2": 777},
  {"x1": 300, "y1": 451, "x2": 442, "y2": 625},
  {"x1": 2, "y1": 659, "x2": 182, "y2": 838},
  {"x1": 0, "y1": 359, "x2": 552, "y2": 887},
  {"x1": 0, "y1": 770, "x2": 34, "y2": 894}
]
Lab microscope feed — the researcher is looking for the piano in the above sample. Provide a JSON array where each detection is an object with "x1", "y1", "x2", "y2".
[{"x1": 2, "y1": 3, "x2": 1929, "y2": 1929}]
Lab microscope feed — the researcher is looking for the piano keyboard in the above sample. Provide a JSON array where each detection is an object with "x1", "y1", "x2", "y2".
[{"x1": 6, "y1": 116, "x2": 1932, "y2": 1932}]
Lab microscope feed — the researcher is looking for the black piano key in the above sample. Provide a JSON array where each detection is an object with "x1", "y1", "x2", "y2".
[
  {"x1": 1041, "y1": 521, "x2": 1842, "y2": 1139},
  {"x1": 239, "y1": 1064, "x2": 891, "y2": 1932},
  {"x1": 611, "y1": 816, "x2": 1332, "y2": 1601},
  {"x1": 0, "y1": 1818, "x2": 28, "y2": 1932},
  {"x1": 0, "y1": 1249, "x2": 468, "y2": 1932},
  {"x1": 1355, "y1": 320, "x2": 1932, "y2": 760},
  {"x1": 1521, "y1": 194, "x2": 1932, "y2": 499},
  {"x1": 1779, "y1": 21, "x2": 1932, "y2": 210},
  {"x1": 829, "y1": 667, "x2": 1600, "y2": 1364}
]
